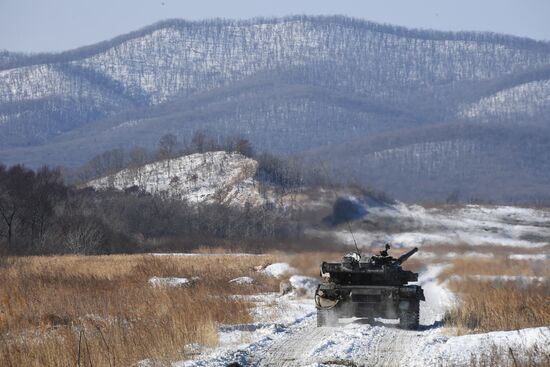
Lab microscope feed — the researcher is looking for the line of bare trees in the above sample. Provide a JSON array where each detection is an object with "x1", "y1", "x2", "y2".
[
  {"x1": 0, "y1": 162, "x2": 304, "y2": 255},
  {"x1": 74, "y1": 131, "x2": 255, "y2": 183}
]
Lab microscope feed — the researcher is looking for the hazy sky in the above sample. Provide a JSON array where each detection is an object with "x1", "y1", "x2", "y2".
[{"x1": 1, "y1": 0, "x2": 549, "y2": 53}]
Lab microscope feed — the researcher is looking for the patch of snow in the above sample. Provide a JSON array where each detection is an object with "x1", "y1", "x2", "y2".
[
  {"x1": 459, "y1": 79, "x2": 550, "y2": 122},
  {"x1": 85, "y1": 151, "x2": 263, "y2": 207},
  {"x1": 509, "y1": 254, "x2": 550, "y2": 261},
  {"x1": 450, "y1": 274, "x2": 546, "y2": 285},
  {"x1": 148, "y1": 276, "x2": 200, "y2": 288},
  {"x1": 229, "y1": 276, "x2": 255, "y2": 285},
  {"x1": 261, "y1": 263, "x2": 297, "y2": 278},
  {"x1": 421, "y1": 326, "x2": 550, "y2": 367},
  {"x1": 288, "y1": 275, "x2": 319, "y2": 293},
  {"x1": 167, "y1": 261, "x2": 550, "y2": 367},
  {"x1": 175, "y1": 291, "x2": 315, "y2": 367},
  {"x1": 326, "y1": 202, "x2": 550, "y2": 249},
  {"x1": 415, "y1": 264, "x2": 455, "y2": 325}
]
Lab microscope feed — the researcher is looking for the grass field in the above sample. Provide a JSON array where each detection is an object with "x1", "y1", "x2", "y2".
[
  {"x1": 0, "y1": 254, "x2": 280, "y2": 367},
  {"x1": 440, "y1": 257, "x2": 550, "y2": 334},
  {"x1": 1, "y1": 249, "x2": 548, "y2": 366}
]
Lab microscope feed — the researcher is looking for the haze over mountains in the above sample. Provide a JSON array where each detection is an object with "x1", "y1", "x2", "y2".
[{"x1": 1, "y1": 16, "x2": 550, "y2": 203}]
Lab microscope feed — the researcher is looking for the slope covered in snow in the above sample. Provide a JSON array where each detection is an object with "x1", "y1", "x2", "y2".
[
  {"x1": 327, "y1": 201, "x2": 550, "y2": 249},
  {"x1": 459, "y1": 78, "x2": 550, "y2": 122},
  {"x1": 85, "y1": 151, "x2": 263, "y2": 206},
  {"x1": 2, "y1": 16, "x2": 550, "y2": 187}
]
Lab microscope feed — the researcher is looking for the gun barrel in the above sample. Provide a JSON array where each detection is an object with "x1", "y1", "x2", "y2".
[{"x1": 396, "y1": 247, "x2": 418, "y2": 265}]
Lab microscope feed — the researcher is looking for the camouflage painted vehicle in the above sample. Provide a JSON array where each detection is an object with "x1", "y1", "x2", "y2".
[{"x1": 315, "y1": 245, "x2": 424, "y2": 329}]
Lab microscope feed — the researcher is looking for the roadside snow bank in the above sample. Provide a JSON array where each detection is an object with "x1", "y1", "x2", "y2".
[
  {"x1": 300, "y1": 324, "x2": 550, "y2": 367},
  {"x1": 422, "y1": 326, "x2": 550, "y2": 366},
  {"x1": 262, "y1": 263, "x2": 297, "y2": 278},
  {"x1": 148, "y1": 276, "x2": 199, "y2": 287}
]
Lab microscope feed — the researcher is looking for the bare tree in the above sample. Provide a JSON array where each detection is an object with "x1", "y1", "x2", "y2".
[
  {"x1": 190, "y1": 131, "x2": 208, "y2": 153},
  {"x1": 129, "y1": 146, "x2": 150, "y2": 167},
  {"x1": 0, "y1": 165, "x2": 34, "y2": 250},
  {"x1": 157, "y1": 134, "x2": 178, "y2": 160}
]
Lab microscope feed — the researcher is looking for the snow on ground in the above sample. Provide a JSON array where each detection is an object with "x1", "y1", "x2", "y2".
[
  {"x1": 508, "y1": 253, "x2": 550, "y2": 261},
  {"x1": 175, "y1": 293, "x2": 316, "y2": 367},
  {"x1": 261, "y1": 263, "x2": 297, "y2": 278},
  {"x1": 450, "y1": 274, "x2": 547, "y2": 285},
  {"x1": 148, "y1": 203, "x2": 550, "y2": 366},
  {"x1": 288, "y1": 275, "x2": 318, "y2": 293},
  {"x1": 415, "y1": 251, "x2": 494, "y2": 260},
  {"x1": 172, "y1": 259, "x2": 549, "y2": 367},
  {"x1": 229, "y1": 276, "x2": 255, "y2": 285},
  {"x1": 85, "y1": 151, "x2": 264, "y2": 207},
  {"x1": 148, "y1": 276, "x2": 200, "y2": 287},
  {"x1": 327, "y1": 202, "x2": 550, "y2": 249}
]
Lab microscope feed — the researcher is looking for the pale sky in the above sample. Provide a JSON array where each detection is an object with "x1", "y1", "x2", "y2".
[{"x1": 1, "y1": 0, "x2": 549, "y2": 53}]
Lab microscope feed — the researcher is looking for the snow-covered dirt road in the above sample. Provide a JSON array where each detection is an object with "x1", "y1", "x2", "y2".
[
  {"x1": 249, "y1": 265, "x2": 453, "y2": 367},
  {"x1": 178, "y1": 264, "x2": 549, "y2": 367}
]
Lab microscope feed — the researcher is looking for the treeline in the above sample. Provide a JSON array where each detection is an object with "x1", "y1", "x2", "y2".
[
  {"x1": 0, "y1": 164, "x2": 303, "y2": 256},
  {"x1": 73, "y1": 131, "x2": 314, "y2": 192},
  {"x1": 75, "y1": 131, "x2": 254, "y2": 183},
  {"x1": 3, "y1": 15, "x2": 548, "y2": 72}
]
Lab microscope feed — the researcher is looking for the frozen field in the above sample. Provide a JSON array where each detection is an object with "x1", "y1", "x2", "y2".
[{"x1": 326, "y1": 202, "x2": 550, "y2": 249}]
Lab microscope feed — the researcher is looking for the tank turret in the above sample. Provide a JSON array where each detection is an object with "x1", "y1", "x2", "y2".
[{"x1": 320, "y1": 245, "x2": 420, "y2": 286}]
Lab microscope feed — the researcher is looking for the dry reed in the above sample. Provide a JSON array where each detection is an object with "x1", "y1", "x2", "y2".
[
  {"x1": 441, "y1": 257, "x2": 550, "y2": 334},
  {"x1": 0, "y1": 254, "x2": 279, "y2": 367}
]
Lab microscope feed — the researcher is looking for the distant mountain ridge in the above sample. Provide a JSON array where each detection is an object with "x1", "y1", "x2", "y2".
[{"x1": 1, "y1": 16, "x2": 550, "y2": 202}]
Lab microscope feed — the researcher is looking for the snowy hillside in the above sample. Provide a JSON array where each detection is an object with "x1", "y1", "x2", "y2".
[
  {"x1": 459, "y1": 78, "x2": 550, "y2": 122},
  {"x1": 326, "y1": 201, "x2": 550, "y2": 249},
  {"x1": 2, "y1": 16, "x2": 550, "y2": 202},
  {"x1": 1, "y1": 17, "x2": 550, "y2": 154},
  {"x1": 85, "y1": 151, "x2": 264, "y2": 206},
  {"x1": 3, "y1": 17, "x2": 549, "y2": 108}
]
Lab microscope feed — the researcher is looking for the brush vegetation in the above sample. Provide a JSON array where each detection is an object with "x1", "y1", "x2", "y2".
[
  {"x1": 0, "y1": 254, "x2": 280, "y2": 366},
  {"x1": 441, "y1": 257, "x2": 550, "y2": 334}
]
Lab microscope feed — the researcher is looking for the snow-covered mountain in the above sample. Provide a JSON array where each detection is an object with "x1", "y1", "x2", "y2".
[
  {"x1": 2, "y1": 16, "x2": 550, "y2": 202},
  {"x1": 85, "y1": 151, "x2": 265, "y2": 206}
]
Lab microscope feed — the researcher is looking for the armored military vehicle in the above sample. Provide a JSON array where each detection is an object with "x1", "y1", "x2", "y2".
[{"x1": 315, "y1": 245, "x2": 424, "y2": 329}]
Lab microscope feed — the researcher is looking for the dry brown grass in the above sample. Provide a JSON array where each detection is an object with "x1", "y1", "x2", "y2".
[
  {"x1": 423, "y1": 243, "x2": 550, "y2": 256},
  {"x1": 441, "y1": 257, "x2": 550, "y2": 334},
  {"x1": 439, "y1": 257, "x2": 550, "y2": 280},
  {"x1": 443, "y1": 280, "x2": 550, "y2": 333},
  {"x1": 0, "y1": 254, "x2": 280, "y2": 367}
]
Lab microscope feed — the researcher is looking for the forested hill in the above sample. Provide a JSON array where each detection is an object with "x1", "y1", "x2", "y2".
[{"x1": 1, "y1": 16, "x2": 550, "y2": 202}]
